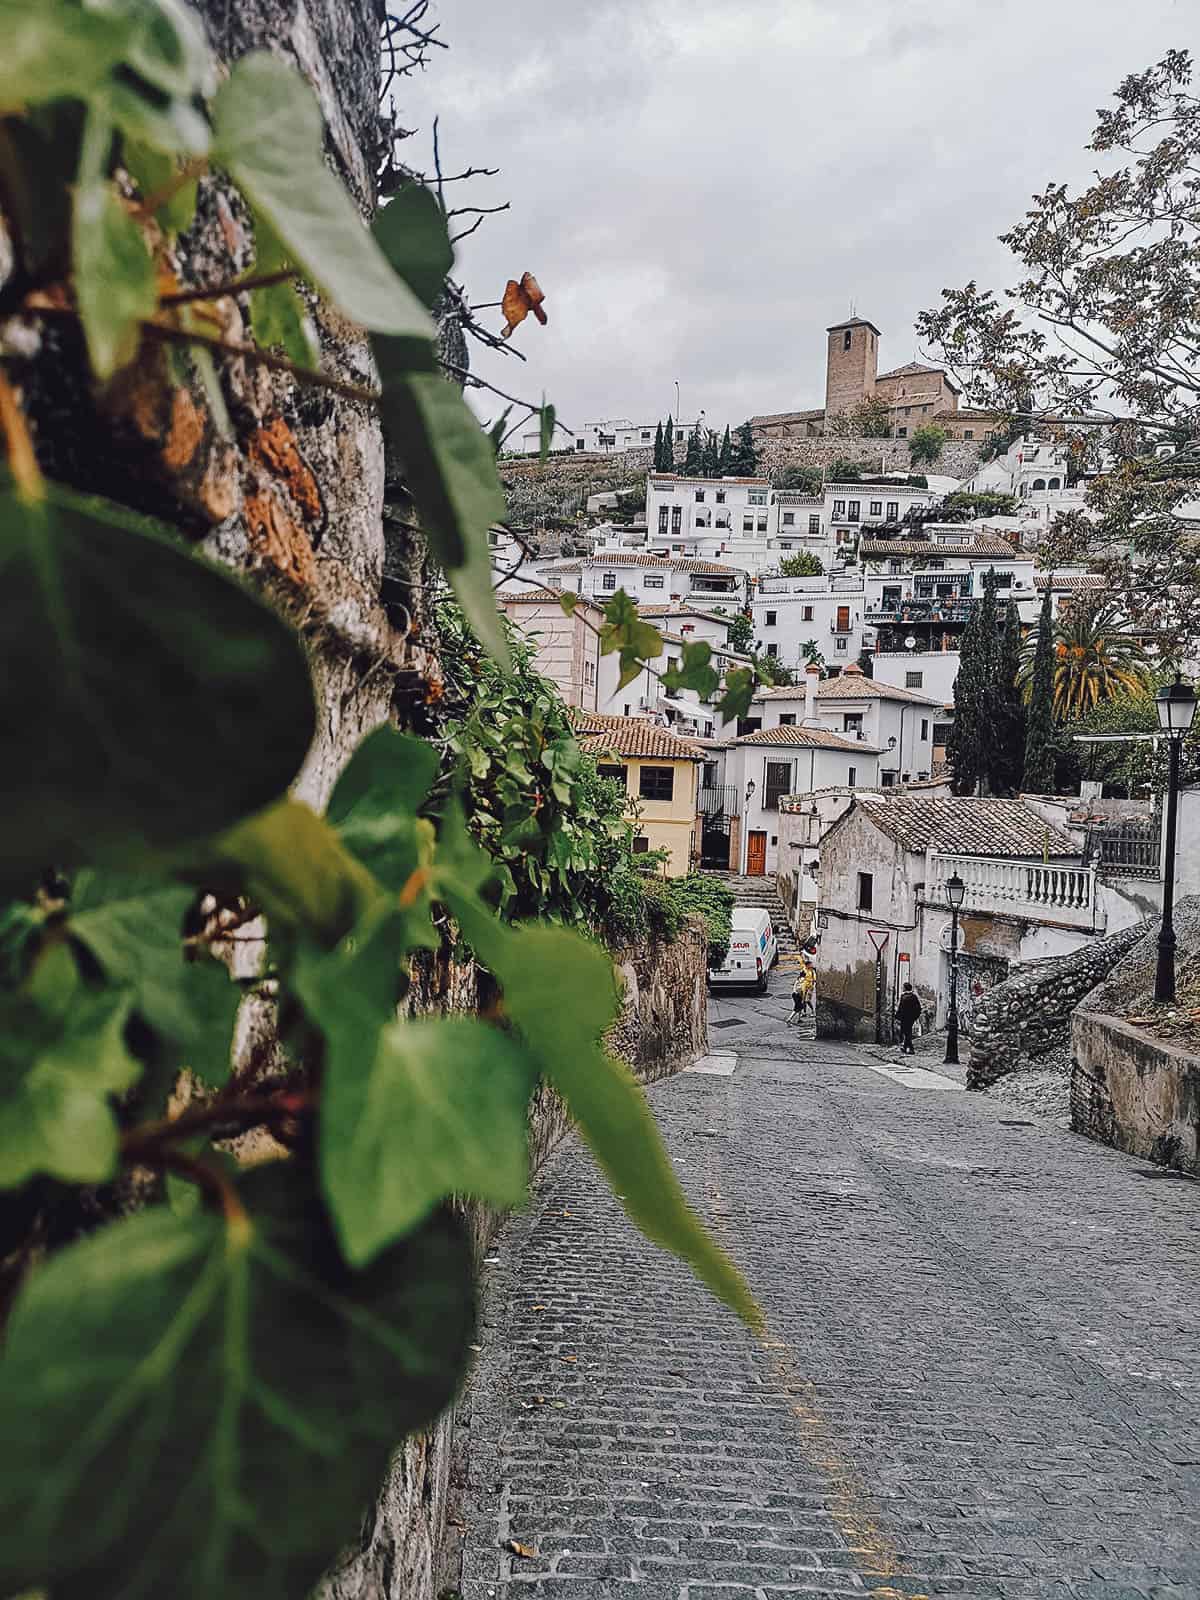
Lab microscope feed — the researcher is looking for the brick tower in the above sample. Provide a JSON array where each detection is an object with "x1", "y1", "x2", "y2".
[{"x1": 824, "y1": 316, "x2": 881, "y2": 425}]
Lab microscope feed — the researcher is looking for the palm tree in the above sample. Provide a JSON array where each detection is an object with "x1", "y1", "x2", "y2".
[{"x1": 1021, "y1": 601, "x2": 1149, "y2": 718}]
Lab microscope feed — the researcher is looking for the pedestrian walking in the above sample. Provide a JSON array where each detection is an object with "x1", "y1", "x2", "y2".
[
  {"x1": 895, "y1": 982, "x2": 922, "y2": 1055},
  {"x1": 788, "y1": 956, "x2": 815, "y2": 1024}
]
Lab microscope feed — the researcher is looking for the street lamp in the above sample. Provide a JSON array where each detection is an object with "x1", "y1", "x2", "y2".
[
  {"x1": 745, "y1": 778, "x2": 756, "y2": 804},
  {"x1": 944, "y1": 871, "x2": 965, "y2": 1065},
  {"x1": 1154, "y1": 673, "x2": 1197, "y2": 1002}
]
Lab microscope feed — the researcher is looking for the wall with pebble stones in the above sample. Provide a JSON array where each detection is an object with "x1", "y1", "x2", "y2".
[{"x1": 965, "y1": 921, "x2": 1148, "y2": 1090}]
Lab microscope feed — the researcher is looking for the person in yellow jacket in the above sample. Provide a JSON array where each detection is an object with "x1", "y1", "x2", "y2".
[{"x1": 789, "y1": 954, "x2": 816, "y2": 1022}]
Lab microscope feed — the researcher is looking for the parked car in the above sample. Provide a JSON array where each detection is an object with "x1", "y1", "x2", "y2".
[{"x1": 708, "y1": 907, "x2": 778, "y2": 993}]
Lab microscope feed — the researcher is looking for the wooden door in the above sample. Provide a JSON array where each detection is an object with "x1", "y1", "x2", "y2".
[
  {"x1": 747, "y1": 831, "x2": 767, "y2": 877},
  {"x1": 836, "y1": 604, "x2": 851, "y2": 632}
]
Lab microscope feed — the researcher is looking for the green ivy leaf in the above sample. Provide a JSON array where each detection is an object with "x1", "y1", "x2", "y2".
[
  {"x1": 249, "y1": 278, "x2": 317, "y2": 368},
  {"x1": 0, "y1": 0, "x2": 133, "y2": 109},
  {"x1": 0, "y1": 1164, "x2": 474, "y2": 1600},
  {"x1": 663, "y1": 639, "x2": 719, "y2": 699},
  {"x1": 716, "y1": 665, "x2": 757, "y2": 722},
  {"x1": 0, "y1": 479, "x2": 316, "y2": 884},
  {"x1": 434, "y1": 837, "x2": 760, "y2": 1329},
  {"x1": 122, "y1": 138, "x2": 198, "y2": 232},
  {"x1": 558, "y1": 591, "x2": 579, "y2": 616},
  {"x1": 73, "y1": 117, "x2": 158, "y2": 379},
  {"x1": 373, "y1": 183, "x2": 453, "y2": 310},
  {"x1": 600, "y1": 590, "x2": 662, "y2": 675},
  {"x1": 328, "y1": 725, "x2": 438, "y2": 831},
  {"x1": 486, "y1": 405, "x2": 512, "y2": 457},
  {"x1": 69, "y1": 871, "x2": 238, "y2": 1084},
  {"x1": 0, "y1": 944, "x2": 140, "y2": 1188},
  {"x1": 212, "y1": 52, "x2": 433, "y2": 342},
  {"x1": 375, "y1": 365, "x2": 510, "y2": 665}
]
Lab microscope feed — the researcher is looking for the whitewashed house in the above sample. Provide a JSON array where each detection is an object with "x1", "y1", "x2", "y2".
[
  {"x1": 540, "y1": 552, "x2": 745, "y2": 606},
  {"x1": 518, "y1": 416, "x2": 703, "y2": 455},
  {"x1": 752, "y1": 573, "x2": 868, "y2": 671}
]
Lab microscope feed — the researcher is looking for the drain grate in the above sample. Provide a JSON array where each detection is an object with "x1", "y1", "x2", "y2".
[{"x1": 710, "y1": 1018, "x2": 745, "y2": 1030}]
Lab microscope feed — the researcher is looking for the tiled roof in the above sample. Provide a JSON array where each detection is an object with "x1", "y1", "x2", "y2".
[
  {"x1": 860, "y1": 536, "x2": 1017, "y2": 559},
  {"x1": 634, "y1": 603, "x2": 738, "y2": 623},
  {"x1": 877, "y1": 361, "x2": 944, "y2": 381},
  {"x1": 851, "y1": 795, "x2": 1078, "y2": 857},
  {"x1": 1034, "y1": 573, "x2": 1105, "y2": 592},
  {"x1": 735, "y1": 726, "x2": 880, "y2": 753},
  {"x1": 748, "y1": 409, "x2": 826, "y2": 427},
  {"x1": 827, "y1": 317, "x2": 881, "y2": 334},
  {"x1": 501, "y1": 586, "x2": 602, "y2": 611},
  {"x1": 816, "y1": 675, "x2": 943, "y2": 708},
  {"x1": 573, "y1": 713, "x2": 703, "y2": 762},
  {"x1": 580, "y1": 553, "x2": 741, "y2": 575},
  {"x1": 649, "y1": 473, "x2": 770, "y2": 487}
]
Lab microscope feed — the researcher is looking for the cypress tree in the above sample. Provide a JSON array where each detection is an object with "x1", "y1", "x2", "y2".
[
  {"x1": 1023, "y1": 581, "x2": 1057, "y2": 792},
  {"x1": 662, "y1": 414, "x2": 675, "y2": 471},
  {"x1": 989, "y1": 597, "x2": 1027, "y2": 794},
  {"x1": 683, "y1": 422, "x2": 704, "y2": 476},
  {"x1": 653, "y1": 420, "x2": 664, "y2": 471},
  {"x1": 730, "y1": 420, "x2": 758, "y2": 475},
  {"x1": 702, "y1": 428, "x2": 719, "y2": 476},
  {"x1": 718, "y1": 424, "x2": 733, "y2": 474},
  {"x1": 948, "y1": 604, "x2": 983, "y2": 796}
]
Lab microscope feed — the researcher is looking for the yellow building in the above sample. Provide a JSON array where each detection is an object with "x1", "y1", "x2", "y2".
[{"x1": 574, "y1": 713, "x2": 702, "y2": 877}]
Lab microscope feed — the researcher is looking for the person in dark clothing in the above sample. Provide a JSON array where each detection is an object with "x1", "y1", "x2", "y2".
[{"x1": 895, "y1": 983, "x2": 922, "y2": 1054}]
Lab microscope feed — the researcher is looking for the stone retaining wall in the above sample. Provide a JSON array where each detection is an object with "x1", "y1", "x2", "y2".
[
  {"x1": 966, "y1": 922, "x2": 1146, "y2": 1090},
  {"x1": 1070, "y1": 1012, "x2": 1200, "y2": 1175}
]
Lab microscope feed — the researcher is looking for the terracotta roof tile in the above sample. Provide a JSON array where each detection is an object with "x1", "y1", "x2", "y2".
[
  {"x1": 583, "y1": 553, "x2": 740, "y2": 575},
  {"x1": 1034, "y1": 573, "x2": 1105, "y2": 591},
  {"x1": 735, "y1": 726, "x2": 880, "y2": 753},
  {"x1": 861, "y1": 536, "x2": 1018, "y2": 559},
  {"x1": 572, "y1": 712, "x2": 703, "y2": 761},
  {"x1": 816, "y1": 675, "x2": 944, "y2": 708},
  {"x1": 852, "y1": 795, "x2": 1078, "y2": 857}
]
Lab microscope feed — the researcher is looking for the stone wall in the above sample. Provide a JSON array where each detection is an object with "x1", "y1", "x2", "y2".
[
  {"x1": 1071, "y1": 1012, "x2": 1200, "y2": 1175},
  {"x1": 966, "y1": 922, "x2": 1146, "y2": 1089},
  {"x1": 325, "y1": 924, "x2": 710, "y2": 1600}
]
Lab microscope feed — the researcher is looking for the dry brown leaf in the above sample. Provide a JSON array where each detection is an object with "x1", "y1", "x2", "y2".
[
  {"x1": 506, "y1": 1540, "x2": 540, "y2": 1559},
  {"x1": 561, "y1": 1355, "x2": 577, "y2": 1363},
  {"x1": 500, "y1": 271, "x2": 548, "y2": 339}
]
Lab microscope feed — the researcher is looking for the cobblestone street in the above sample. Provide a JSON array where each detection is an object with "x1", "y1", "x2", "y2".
[{"x1": 457, "y1": 970, "x2": 1200, "y2": 1600}]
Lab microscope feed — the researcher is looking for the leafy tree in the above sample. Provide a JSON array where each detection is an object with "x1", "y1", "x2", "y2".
[
  {"x1": 717, "y1": 424, "x2": 733, "y2": 474},
  {"x1": 827, "y1": 458, "x2": 862, "y2": 482},
  {"x1": 683, "y1": 422, "x2": 704, "y2": 476},
  {"x1": 661, "y1": 413, "x2": 675, "y2": 471},
  {"x1": 702, "y1": 429, "x2": 720, "y2": 476},
  {"x1": 917, "y1": 50, "x2": 1200, "y2": 656},
  {"x1": 856, "y1": 650, "x2": 874, "y2": 678},
  {"x1": 755, "y1": 653, "x2": 795, "y2": 686},
  {"x1": 778, "y1": 551, "x2": 824, "y2": 577},
  {"x1": 991, "y1": 599, "x2": 1026, "y2": 793},
  {"x1": 803, "y1": 640, "x2": 827, "y2": 670},
  {"x1": 653, "y1": 420, "x2": 664, "y2": 471},
  {"x1": 772, "y1": 464, "x2": 823, "y2": 493},
  {"x1": 948, "y1": 582, "x2": 996, "y2": 794},
  {"x1": 908, "y1": 424, "x2": 950, "y2": 466},
  {"x1": 942, "y1": 490, "x2": 1018, "y2": 518},
  {"x1": 1023, "y1": 583, "x2": 1057, "y2": 792},
  {"x1": 717, "y1": 609, "x2": 754, "y2": 654},
  {"x1": 729, "y1": 421, "x2": 758, "y2": 475},
  {"x1": 1019, "y1": 601, "x2": 1150, "y2": 718},
  {"x1": 830, "y1": 395, "x2": 892, "y2": 439}
]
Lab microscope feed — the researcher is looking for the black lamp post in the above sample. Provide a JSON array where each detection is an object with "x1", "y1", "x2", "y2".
[
  {"x1": 944, "y1": 871, "x2": 965, "y2": 1065},
  {"x1": 1154, "y1": 674, "x2": 1196, "y2": 1002}
]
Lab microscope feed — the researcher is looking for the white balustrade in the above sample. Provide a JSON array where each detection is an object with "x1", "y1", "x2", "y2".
[{"x1": 928, "y1": 852, "x2": 1097, "y2": 928}]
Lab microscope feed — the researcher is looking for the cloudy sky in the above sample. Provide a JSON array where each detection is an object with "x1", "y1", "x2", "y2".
[{"x1": 402, "y1": 1, "x2": 1189, "y2": 440}]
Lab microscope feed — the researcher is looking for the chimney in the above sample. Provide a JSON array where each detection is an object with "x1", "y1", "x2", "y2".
[{"x1": 805, "y1": 662, "x2": 820, "y2": 720}]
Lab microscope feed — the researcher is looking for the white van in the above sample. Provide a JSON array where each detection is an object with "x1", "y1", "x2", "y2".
[{"x1": 708, "y1": 907, "x2": 779, "y2": 992}]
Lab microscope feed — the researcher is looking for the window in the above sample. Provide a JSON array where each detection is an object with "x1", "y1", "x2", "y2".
[
  {"x1": 716, "y1": 515, "x2": 729, "y2": 529},
  {"x1": 1047, "y1": 477, "x2": 1061, "y2": 490},
  {"x1": 782, "y1": 512, "x2": 795, "y2": 526},
  {"x1": 644, "y1": 574, "x2": 665, "y2": 589},
  {"x1": 716, "y1": 490, "x2": 726, "y2": 503},
  {"x1": 576, "y1": 438, "x2": 585, "y2": 450},
  {"x1": 843, "y1": 713, "x2": 863, "y2": 733},
  {"x1": 802, "y1": 605, "x2": 814, "y2": 621},
  {"x1": 597, "y1": 762, "x2": 627, "y2": 785},
  {"x1": 623, "y1": 704, "x2": 631, "y2": 716},
  {"x1": 904, "y1": 406, "x2": 911, "y2": 417},
  {"x1": 857, "y1": 871, "x2": 873, "y2": 910},
  {"x1": 671, "y1": 506, "x2": 682, "y2": 533},
  {"x1": 887, "y1": 501, "x2": 899, "y2": 519},
  {"x1": 880, "y1": 770, "x2": 896, "y2": 787},
  {"x1": 844, "y1": 329, "x2": 852, "y2": 351},
  {"x1": 809, "y1": 514, "x2": 821, "y2": 536},
  {"x1": 1032, "y1": 478, "x2": 1046, "y2": 491},
  {"x1": 702, "y1": 761, "x2": 718, "y2": 786},
  {"x1": 869, "y1": 500, "x2": 882, "y2": 516},
  {"x1": 848, "y1": 501, "x2": 860, "y2": 521},
  {"x1": 765, "y1": 610, "x2": 777, "y2": 627},
  {"x1": 779, "y1": 713, "x2": 796, "y2": 725},
  {"x1": 765, "y1": 642, "x2": 779, "y2": 658},
  {"x1": 848, "y1": 766, "x2": 858, "y2": 789},
  {"x1": 641, "y1": 430, "x2": 651, "y2": 440},
  {"x1": 602, "y1": 572, "x2": 616, "y2": 590},
  {"x1": 898, "y1": 427, "x2": 907, "y2": 439},
  {"x1": 882, "y1": 585, "x2": 902, "y2": 606},
  {"x1": 920, "y1": 719, "x2": 929, "y2": 740},
  {"x1": 928, "y1": 558, "x2": 944, "y2": 570},
  {"x1": 584, "y1": 661, "x2": 596, "y2": 685},
  {"x1": 743, "y1": 517, "x2": 754, "y2": 533},
  {"x1": 633, "y1": 836, "x2": 650, "y2": 853},
  {"x1": 835, "y1": 636, "x2": 848, "y2": 653},
  {"x1": 749, "y1": 490, "x2": 767, "y2": 506},
  {"x1": 905, "y1": 670, "x2": 924, "y2": 688},
  {"x1": 695, "y1": 490, "x2": 705, "y2": 503},
  {"x1": 833, "y1": 500, "x2": 846, "y2": 518},
  {"x1": 933, "y1": 721, "x2": 953, "y2": 746},
  {"x1": 963, "y1": 430, "x2": 974, "y2": 440},
  {"x1": 658, "y1": 506, "x2": 669, "y2": 534},
  {"x1": 757, "y1": 517, "x2": 768, "y2": 533},
  {"x1": 639, "y1": 766, "x2": 675, "y2": 801},
  {"x1": 675, "y1": 430, "x2": 683, "y2": 442},
  {"x1": 764, "y1": 760, "x2": 792, "y2": 809}
]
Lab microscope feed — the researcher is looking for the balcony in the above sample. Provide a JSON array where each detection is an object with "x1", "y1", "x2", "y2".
[
  {"x1": 927, "y1": 852, "x2": 1098, "y2": 930},
  {"x1": 866, "y1": 599, "x2": 977, "y2": 625},
  {"x1": 698, "y1": 784, "x2": 738, "y2": 820}
]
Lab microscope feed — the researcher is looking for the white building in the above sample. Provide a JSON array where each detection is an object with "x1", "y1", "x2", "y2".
[
  {"x1": 519, "y1": 417, "x2": 705, "y2": 455},
  {"x1": 752, "y1": 573, "x2": 868, "y2": 671},
  {"x1": 540, "y1": 552, "x2": 745, "y2": 606}
]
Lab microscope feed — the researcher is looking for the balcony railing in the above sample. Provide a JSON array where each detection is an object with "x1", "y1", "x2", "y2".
[
  {"x1": 866, "y1": 600, "x2": 977, "y2": 624},
  {"x1": 1088, "y1": 820, "x2": 1160, "y2": 876},
  {"x1": 927, "y1": 852, "x2": 1098, "y2": 930},
  {"x1": 698, "y1": 784, "x2": 738, "y2": 820}
]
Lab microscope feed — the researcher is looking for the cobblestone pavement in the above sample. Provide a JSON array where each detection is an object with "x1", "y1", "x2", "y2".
[{"x1": 456, "y1": 968, "x2": 1200, "y2": 1600}]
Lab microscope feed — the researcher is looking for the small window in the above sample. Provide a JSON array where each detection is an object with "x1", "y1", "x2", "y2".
[
  {"x1": 584, "y1": 661, "x2": 596, "y2": 685},
  {"x1": 642, "y1": 430, "x2": 651, "y2": 440},
  {"x1": 749, "y1": 491, "x2": 767, "y2": 506},
  {"x1": 695, "y1": 490, "x2": 705, "y2": 503},
  {"x1": 633, "y1": 836, "x2": 650, "y2": 853},
  {"x1": 602, "y1": 573, "x2": 617, "y2": 590},
  {"x1": 716, "y1": 490, "x2": 726, "y2": 503},
  {"x1": 743, "y1": 518, "x2": 754, "y2": 533},
  {"x1": 848, "y1": 501, "x2": 860, "y2": 521},
  {"x1": 765, "y1": 642, "x2": 779, "y2": 658},
  {"x1": 835, "y1": 636, "x2": 848, "y2": 652},
  {"x1": 639, "y1": 765, "x2": 675, "y2": 802},
  {"x1": 765, "y1": 610, "x2": 777, "y2": 627},
  {"x1": 764, "y1": 760, "x2": 792, "y2": 809},
  {"x1": 675, "y1": 430, "x2": 683, "y2": 442},
  {"x1": 808, "y1": 515, "x2": 821, "y2": 536},
  {"x1": 857, "y1": 871, "x2": 873, "y2": 910},
  {"x1": 898, "y1": 428, "x2": 907, "y2": 439},
  {"x1": 802, "y1": 605, "x2": 814, "y2": 621},
  {"x1": 848, "y1": 767, "x2": 858, "y2": 790},
  {"x1": 881, "y1": 769, "x2": 896, "y2": 787},
  {"x1": 782, "y1": 512, "x2": 795, "y2": 526},
  {"x1": 833, "y1": 500, "x2": 846, "y2": 518},
  {"x1": 869, "y1": 500, "x2": 882, "y2": 516},
  {"x1": 644, "y1": 573, "x2": 665, "y2": 589},
  {"x1": 963, "y1": 430, "x2": 974, "y2": 440},
  {"x1": 905, "y1": 670, "x2": 923, "y2": 689},
  {"x1": 597, "y1": 762, "x2": 627, "y2": 785},
  {"x1": 658, "y1": 506, "x2": 669, "y2": 533},
  {"x1": 887, "y1": 502, "x2": 899, "y2": 519},
  {"x1": 844, "y1": 329, "x2": 852, "y2": 351},
  {"x1": 757, "y1": 517, "x2": 768, "y2": 533},
  {"x1": 844, "y1": 713, "x2": 862, "y2": 733},
  {"x1": 702, "y1": 761, "x2": 718, "y2": 786},
  {"x1": 920, "y1": 719, "x2": 929, "y2": 740},
  {"x1": 779, "y1": 713, "x2": 796, "y2": 725}
]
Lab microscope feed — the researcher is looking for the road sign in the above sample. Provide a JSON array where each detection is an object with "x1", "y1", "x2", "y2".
[
  {"x1": 867, "y1": 929, "x2": 890, "y2": 954},
  {"x1": 898, "y1": 951, "x2": 910, "y2": 963}
]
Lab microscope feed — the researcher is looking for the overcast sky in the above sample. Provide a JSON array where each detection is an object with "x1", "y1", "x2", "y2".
[{"x1": 402, "y1": 2, "x2": 1189, "y2": 439}]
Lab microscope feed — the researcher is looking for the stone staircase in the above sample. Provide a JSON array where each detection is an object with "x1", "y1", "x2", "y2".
[{"x1": 706, "y1": 873, "x2": 799, "y2": 958}]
